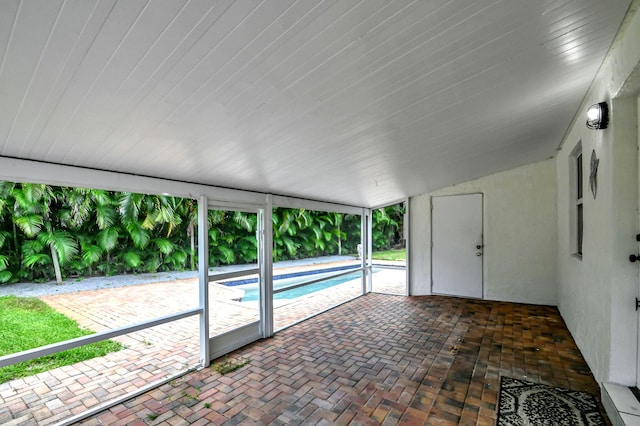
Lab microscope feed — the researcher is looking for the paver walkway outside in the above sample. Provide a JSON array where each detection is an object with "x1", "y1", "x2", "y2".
[
  {"x1": 77, "y1": 294, "x2": 604, "y2": 425},
  {"x1": 0, "y1": 264, "x2": 405, "y2": 425}
]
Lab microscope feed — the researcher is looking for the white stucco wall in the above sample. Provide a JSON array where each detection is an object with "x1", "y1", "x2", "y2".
[
  {"x1": 408, "y1": 194, "x2": 431, "y2": 295},
  {"x1": 555, "y1": 3, "x2": 640, "y2": 386},
  {"x1": 409, "y1": 158, "x2": 558, "y2": 305}
]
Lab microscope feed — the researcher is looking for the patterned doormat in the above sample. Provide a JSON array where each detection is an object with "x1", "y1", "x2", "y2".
[{"x1": 497, "y1": 376, "x2": 606, "y2": 425}]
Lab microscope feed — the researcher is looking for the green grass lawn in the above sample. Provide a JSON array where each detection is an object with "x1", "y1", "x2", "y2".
[
  {"x1": 371, "y1": 248, "x2": 406, "y2": 261},
  {"x1": 0, "y1": 296, "x2": 122, "y2": 384}
]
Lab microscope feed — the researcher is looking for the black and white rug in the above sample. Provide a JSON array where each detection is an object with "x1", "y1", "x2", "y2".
[{"x1": 497, "y1": 376, "x2": 606, "y2": 425}]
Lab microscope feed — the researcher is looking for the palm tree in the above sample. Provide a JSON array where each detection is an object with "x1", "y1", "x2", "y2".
[
  {"x1": 10, "y1": 183, "x2": 78, "y2": 283},
  {"x1": 341, "y1": 213, "x2": 361, "y2": 254},
  {"x1": 118, "y1": 192, "x2": 153, "y2": 272},
  {"x1": 176, "y1": 198, "x2": 197, "y2": 270},
  {"x1": 272, "y1": 208, "x2": 301, "y2": 260},
  {"x1": 118, "y1": 192, "x2": 186, "y2": 272},
  {"x1": 206, "y1": 210, "x2": 258, "y2": 266},
  {"x1": 0, "y1": 228, "x2": 11, "y2": 283},
  {"x1": 372, "y1": 203, "x2": 405, "y2": 251},
  {"x1": 0, "y1": 181, "x2": 17, "y2": 282},
  {"x1": 60, "y1": 188, "x2": 119, "y2": 276}
]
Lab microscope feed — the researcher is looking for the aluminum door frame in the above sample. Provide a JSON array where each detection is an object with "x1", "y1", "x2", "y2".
[{"x1": 200, "y1": 198, "x2": 270, "y2": 363}]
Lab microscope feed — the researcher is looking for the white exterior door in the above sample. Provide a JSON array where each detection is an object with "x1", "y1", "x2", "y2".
[{"x1": 432, "y1": 193, "x2": 483, "y2": 298}]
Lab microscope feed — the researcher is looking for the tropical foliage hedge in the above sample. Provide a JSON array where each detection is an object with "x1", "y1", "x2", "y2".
[{"x1": 0, "y1": 181, "x2": 404, "y2": 284}]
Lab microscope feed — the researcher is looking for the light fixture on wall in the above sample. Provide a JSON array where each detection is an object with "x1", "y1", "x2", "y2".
[{"x1": 586, "y1": 102, "x2": 609, "y2": 130}]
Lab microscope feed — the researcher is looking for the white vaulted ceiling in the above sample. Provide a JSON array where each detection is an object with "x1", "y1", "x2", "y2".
[{"x1": 0, "y1": 0, "x2": 633, "y2": 207}]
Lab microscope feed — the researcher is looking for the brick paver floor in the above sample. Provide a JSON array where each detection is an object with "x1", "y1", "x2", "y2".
[
  {"x1": 0, "y1": 266, "x2": 406, "y2": 425},
  {"x1": 75, "y1": 294, "x2": 604, "y2": 425}
]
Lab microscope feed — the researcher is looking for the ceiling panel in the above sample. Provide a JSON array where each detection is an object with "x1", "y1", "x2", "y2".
[{"x1": 0, "y1": 0, "x2": 633, "y2": 207}]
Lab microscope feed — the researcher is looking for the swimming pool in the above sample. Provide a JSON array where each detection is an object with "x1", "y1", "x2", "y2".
[
  {"x1": 242, "y1": 272, "x2": 362, "y2": 302},
  {"x1": 223, "y1": 265, "x2": 366, "y2": 302}
]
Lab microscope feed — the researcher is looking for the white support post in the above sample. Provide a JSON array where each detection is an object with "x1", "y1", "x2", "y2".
[
  {"x1": 361, "y1": 211, "x2": 366, "y2": 294},
  {"x1": 366, "y1": 208, "x2": 373, "y2": 293},
  {"x1": 367, "y1": 209, "x2": 373, "y2": 293},
  {"x1": 197, "y1": 196, "x2": 210, "y2": 367},
  {"x1": 260, "y1": 195, "x2": 274, "y2": 338},
  {"x1": 361, "y1": 209, "x2": 373, "y2": 294},
  {"x1": 404, "y1": 198, "x2": 410, "y2": 296}
]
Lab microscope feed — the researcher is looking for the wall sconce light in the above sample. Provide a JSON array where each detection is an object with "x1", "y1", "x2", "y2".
[{"x1": 586, "y1": 102, "x2": 609, "y2": 130}]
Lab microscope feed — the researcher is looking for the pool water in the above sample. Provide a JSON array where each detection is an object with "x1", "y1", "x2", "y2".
[{"x1": 238, "y1": 271, "x2": 363, "y2": 302}]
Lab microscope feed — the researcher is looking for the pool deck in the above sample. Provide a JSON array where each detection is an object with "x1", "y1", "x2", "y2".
[{"x1": 0, "y1": 258, "x2": 406, "y2": 425}]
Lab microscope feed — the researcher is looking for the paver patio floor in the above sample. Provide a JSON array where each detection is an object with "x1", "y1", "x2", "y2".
[
  {"x1": 0, "y1": 265, "x2": 406, "y2": 425},
  {"x1": 76, "y1": 294, "x2": 603, "y2": 425}
]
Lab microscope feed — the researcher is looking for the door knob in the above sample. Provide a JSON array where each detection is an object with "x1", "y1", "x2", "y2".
[
  {"x1": 476, "y1": 252, "x2": 482, "y2": 256},
  {"x1": 630, "y1": 254, "x2": 640, "y2": 262},
  {"x1": 476, "y1": 245, "x2": 483, "y2": 249}
]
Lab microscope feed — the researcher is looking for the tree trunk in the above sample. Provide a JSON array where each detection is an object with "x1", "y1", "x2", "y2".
[
  {"x1": 50, "y1": 245, "x2": 63, "y2": 284},
  {"x1": 12, "y1": 221, "x2": 19, "y2": 261},
  {"x1": 189, "y1": 223, "x2": 195, "y2": 270}
]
